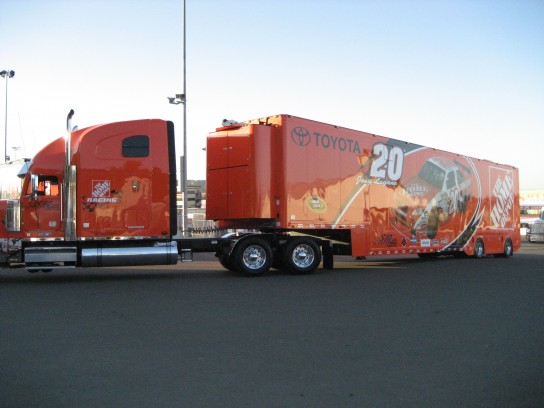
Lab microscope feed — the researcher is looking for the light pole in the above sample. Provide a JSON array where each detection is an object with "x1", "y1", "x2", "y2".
[
  {"x1": 0, "y1": 69, "x2": 15, "y2": 162},
  {"x1": 168, "y1": 0, "x2": 187, "y2": 237},
  {"x1": 168, "y1": 93, "x2": 187, "y2": 236}
]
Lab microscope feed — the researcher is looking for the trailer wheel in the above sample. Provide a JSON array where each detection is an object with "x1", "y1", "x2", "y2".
[
  {"x1": 502, "y1": 238, "x2": 513, "y2": 257},
  {"x1": 282, "y1": 237, "x2": 321, "y2": 274},
  {"x1": 473, "y1": 238, "x2": 485, "y2": 259},
  {"x1": 233, "y1": 237, "x2": 272, "y2": 276}
]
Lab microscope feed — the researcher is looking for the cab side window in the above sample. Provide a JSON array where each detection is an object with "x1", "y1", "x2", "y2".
[
  {"x1": 27, "y1": 175, "x2": 59, "y2": 196},
  {"x1": 122, "y1": 135, "x2": 149, "y2": 157}
]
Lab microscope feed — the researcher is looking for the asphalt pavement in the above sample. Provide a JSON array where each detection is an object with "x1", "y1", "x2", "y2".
[{"x1": 1, "y1": 243, "x2": 543, "y2": 408}]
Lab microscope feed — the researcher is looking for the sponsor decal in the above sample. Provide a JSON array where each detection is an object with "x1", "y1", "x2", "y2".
[
  {"x1": 82, "y1": 189, "x2": 122, "y2": 212},
  {"x1": 92, "y1": 180, "x2": 111, "y2": 198},
  {"x1": 403, "y1": 182, "x2": 430, "y2": 197},
  {"x1": 356, "y1": 176, "x2": 398, "y2": 187},
  {"x1": 373, "y1": 234, "x2": 397, "y2": 247},
  {"x1": 290, "y1": 127, "x2": 361, "y2": 154},
  {"x1": 88, "y1": 180, "x2": 117, "y2": 204},
  {"x1": 291, "y1": 127, "x2": 311, "y2": 146},
  {"x1": 86, "y1": 197, "x2": 117, "y2": 203},
  {"x1": 353, "y1": 143, "x2": 405, "y2": 187},
  {"x1": 420, "y1": 239, "x2": 431, "y2": 247},
  {"x1": 490, "y1": 171, "x2": 514, "y2": 229},
  {"x1": 306, "y1": 196, "x2": 327, "y2": 213},
  {"x1": 38, "y1": 201, "x2": 60, "y2": 211}
]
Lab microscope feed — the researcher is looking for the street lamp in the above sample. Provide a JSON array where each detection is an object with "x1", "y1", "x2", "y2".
[
  {"x1": 168, "y1": 94, "x2": 185, "y2": 105},
  {"x1": 168, "y1": 0, "x2": 188, "y2": 237},
  {"x1": 0, "y1": 69, "x2": 15, "y2": 162}
]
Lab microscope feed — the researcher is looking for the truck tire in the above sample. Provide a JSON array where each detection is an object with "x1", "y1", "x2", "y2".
[
  {"x1": 233, "y1": 237, "x2": 272, "y2": 276},
  {"x1": 473, "y1": 238, "x2": 485, "y2": 259},
  {"x1": 282, "y1": 237, "x2": 321, "y2": 274},
  {"x1": 218, "y1": 252, "x2": 237, "y2": 272}
]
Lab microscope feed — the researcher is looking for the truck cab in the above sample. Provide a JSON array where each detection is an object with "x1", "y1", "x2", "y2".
[{"x1": 1, "y1": 118, "x2": 179, "y2": 270}]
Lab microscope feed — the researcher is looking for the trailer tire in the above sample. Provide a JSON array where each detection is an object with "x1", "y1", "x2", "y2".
[
  {"x1": 282, "y1": 237, "x2": 321, "y2": 274},
  {"x1": 501, "y1": 238, "x2": 513, "y2": 257},
  {"x1": 473, "y1": 238, "x2": 485, "y2": 259},
  {"x1": 233, "y1": 237, "x2": 272, "y2": 276}
]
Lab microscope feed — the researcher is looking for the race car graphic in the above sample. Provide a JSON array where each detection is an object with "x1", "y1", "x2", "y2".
[{"x1": 393, "y1": 157, "x2": 473, "y2": 239}]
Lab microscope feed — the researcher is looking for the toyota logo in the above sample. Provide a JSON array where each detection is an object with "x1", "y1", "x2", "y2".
[{"x1": 291, "y1": 127, "x2": 311, "y2": 146}]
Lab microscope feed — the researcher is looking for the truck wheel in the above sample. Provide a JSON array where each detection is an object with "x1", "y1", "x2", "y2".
[
  {"x1": 233, "y1": 237, "x2": 272, "y2": 276},
  {"x1": 218, "y1": 252, "x2": 237, "y2": 272},
  {"x1": 282, "y1": 237, "x2": 321, "y2": 274},
  {"x1": 473, "y1": 238, "x2": 485, "y2": 259}
]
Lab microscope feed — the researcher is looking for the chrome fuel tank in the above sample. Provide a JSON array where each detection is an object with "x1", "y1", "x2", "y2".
[{"x1": 81, "y1": 241, "x2": 178, "y2": 267}]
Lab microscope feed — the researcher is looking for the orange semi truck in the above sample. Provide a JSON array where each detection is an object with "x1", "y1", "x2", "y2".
[{"x1": 0, "y1": 113, "x2": 520, "y2": 274}]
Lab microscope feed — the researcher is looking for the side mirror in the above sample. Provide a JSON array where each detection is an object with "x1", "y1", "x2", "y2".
[{"x1": 30, "y1": 174, "x2": 39, "y2": 200}]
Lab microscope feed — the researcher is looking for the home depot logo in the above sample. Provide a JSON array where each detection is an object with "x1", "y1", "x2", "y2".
[
  {"x1": 92, "y1": 180, "x2": 110, "y2": 197},
  {"x1": 87, "y1": 180, "x2": 117, "y2": 203},
  {"x1": 490, "y1": 172, "x2": 514, "y2": 228}
]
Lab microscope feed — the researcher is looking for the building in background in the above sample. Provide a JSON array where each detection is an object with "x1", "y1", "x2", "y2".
[
  {"x1": 0, "y1": 159, "x2": 30, "y2": 199},
  {"x1": 520, "y1": 190, "x2": 544, "y2": 228}
]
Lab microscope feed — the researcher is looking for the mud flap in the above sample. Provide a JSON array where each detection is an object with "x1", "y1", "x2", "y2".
[
  {"x1": 351, "y1": 225, "x2": 370, "y2": 257},
  {"x1": 322, "y1": 240, "x2": 334, "y2": 269}
]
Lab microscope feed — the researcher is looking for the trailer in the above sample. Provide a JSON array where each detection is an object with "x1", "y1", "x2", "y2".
[
  {"x1": 0, "y1": 113, "x2": 520, "y2": 274},
  {"x1": 206, "y1": 115, "x2": 520, "y2": 274}
]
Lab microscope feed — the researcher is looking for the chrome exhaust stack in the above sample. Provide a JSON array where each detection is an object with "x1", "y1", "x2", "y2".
[{"x1": 64, "y1": 109, "x2": 77, "y2": 241}]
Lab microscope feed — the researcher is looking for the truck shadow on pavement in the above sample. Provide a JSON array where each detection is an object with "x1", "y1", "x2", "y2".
[{"x1": 1, "y1": 244, "x2": 542, "y2": 284}]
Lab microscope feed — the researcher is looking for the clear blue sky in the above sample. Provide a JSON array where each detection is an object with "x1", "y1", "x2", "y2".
[{"x1": 1, "y1": 0, "x2": 543, "y2": 188}]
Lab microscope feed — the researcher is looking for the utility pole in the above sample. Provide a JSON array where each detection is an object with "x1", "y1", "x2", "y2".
[{"x1": 0, "y1": 69, "x2": 15, "y2": 162}]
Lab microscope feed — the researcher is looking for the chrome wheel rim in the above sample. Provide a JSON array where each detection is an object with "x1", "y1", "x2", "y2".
[{"x1": 242, "y1": 245, "x2": 267, "y2": 270}]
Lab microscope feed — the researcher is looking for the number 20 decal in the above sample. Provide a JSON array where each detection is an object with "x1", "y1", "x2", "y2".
[{"x1": 370, "y1": 143, "x2": 404, "y2": 181}]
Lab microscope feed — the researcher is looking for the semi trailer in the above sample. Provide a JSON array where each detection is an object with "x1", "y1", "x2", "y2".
[{"x1": 0, "y1": 113, "x2": 520, "y2": 275}]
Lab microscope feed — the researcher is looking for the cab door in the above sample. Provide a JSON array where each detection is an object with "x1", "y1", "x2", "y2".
[{"x1": 21, "y1": 174, "x2": 63, "y2": 238}]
